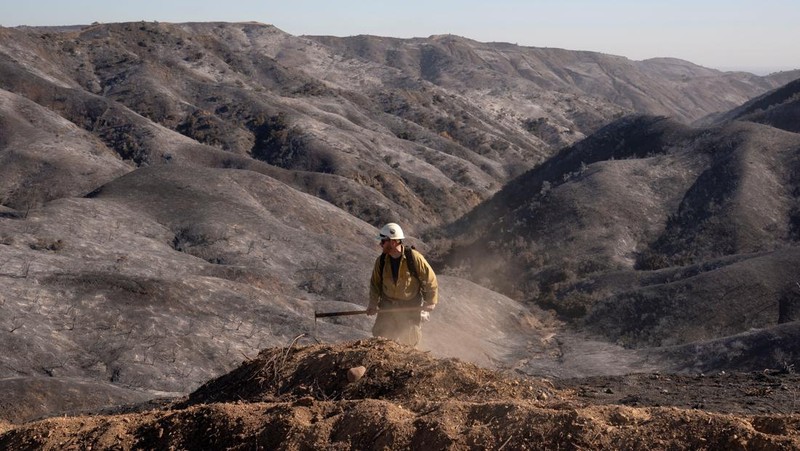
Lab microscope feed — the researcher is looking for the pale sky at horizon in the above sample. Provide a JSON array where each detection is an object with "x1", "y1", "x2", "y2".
[{"x1": 1, "y1": 1, "x2": 798, "y2": 75}]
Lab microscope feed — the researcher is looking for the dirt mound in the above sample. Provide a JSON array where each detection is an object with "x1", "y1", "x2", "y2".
[
  {"x1": 3, "y1": 339, "x2": 800, "y2": 450},
  {"x1": 183, "y1": 338, "x2": 555, "y2": 406},
  {"x1": 6, "y1": 400, "x2": 800, "y2": 450}
]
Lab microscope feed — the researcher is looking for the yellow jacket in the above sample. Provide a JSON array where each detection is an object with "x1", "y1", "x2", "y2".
[{"x1": 369, "y1": 246, "x2": 438, "y2": 309}]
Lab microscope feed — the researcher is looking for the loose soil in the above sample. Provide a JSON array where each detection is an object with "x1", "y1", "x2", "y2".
[{"x1": 2, "y1": 339, "x2": 800, "y2": 450}]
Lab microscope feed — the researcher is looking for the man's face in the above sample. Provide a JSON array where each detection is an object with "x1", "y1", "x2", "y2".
[{"x1": 380, "y1": 238, "x2": 395, "y2": 253}]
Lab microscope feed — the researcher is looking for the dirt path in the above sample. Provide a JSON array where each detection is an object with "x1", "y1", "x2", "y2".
[{"x1": 514, "y1": 330, "x2": 662, "y2": 378}]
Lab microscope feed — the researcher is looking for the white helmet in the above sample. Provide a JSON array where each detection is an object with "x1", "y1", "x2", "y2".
[{"x1": 378, "y1": 222, "x2": 405, "y2": 240}]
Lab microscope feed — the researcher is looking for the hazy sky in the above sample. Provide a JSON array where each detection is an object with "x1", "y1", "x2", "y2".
[{"x1": 1, "y1": 1, "x2": 798, "y2": 74}]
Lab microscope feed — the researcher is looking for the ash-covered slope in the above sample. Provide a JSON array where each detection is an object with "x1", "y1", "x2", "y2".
[
  {"x1": 0, "y1": 22, "x2": 789, "y2": 230},
  {"x1": 0, "y1": 89, "x2": 131, "y2": 209},
  {"x1": 308, "y1": 34, "x2": 786, "y2": 124},
  {"x1": 0, "y1": 165, "x2": 376, "y2": 394},
  {"x1": 0, "y1": 23, "x2": 513, "y2": 230},
  {"x1": 0, "y1": 161, "x2": 548, "y2": 422},
  {"x1": 436, "y1": 76, "x2": 800, "y2": 368},
  {"x1": 437, "y1": 115, "x2": 703, "y2": 289},
  {"x1": 706, "y1": 77, "x2": 800, "y2": 133}
]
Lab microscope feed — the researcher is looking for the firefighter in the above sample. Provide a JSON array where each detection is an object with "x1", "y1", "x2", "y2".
[{"x1": 367, "y1": 223, "x2": 438, "y2": 347}]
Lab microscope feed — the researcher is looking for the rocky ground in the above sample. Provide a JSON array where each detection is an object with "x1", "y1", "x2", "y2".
[{"x1": 2, "y1": 339, "x2": 799, "y2": 450}]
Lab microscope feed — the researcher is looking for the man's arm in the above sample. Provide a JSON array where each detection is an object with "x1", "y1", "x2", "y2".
[{"x1": 415, "y1": 252, "x2": 438, "y2": 309}]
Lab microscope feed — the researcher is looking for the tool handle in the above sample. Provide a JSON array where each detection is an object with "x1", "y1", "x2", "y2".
[
  {"x1": 314, "y1": 310, "x2": 368, "y2": 318},
  {"x1": 314, "y1": 306, "x2": 425, "y2": 318}
]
